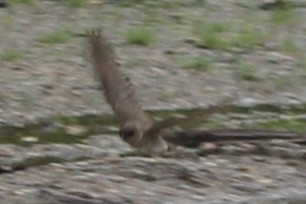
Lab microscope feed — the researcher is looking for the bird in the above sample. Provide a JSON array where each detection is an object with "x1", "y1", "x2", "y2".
[
  {"x1": 87, "y1": 29, "x2": 306, "y2": 155},
  {"x1": 88, "y1": 29, "x2": 171, "y2": 155}
]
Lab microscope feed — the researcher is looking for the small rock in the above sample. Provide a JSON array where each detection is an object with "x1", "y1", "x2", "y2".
[
  {"x1": 67, "y1": 189, "x2": 101, "y2": 199},
  {"x1": 105, "y1": 155, "x2": 122, "y2": 164},
  {"x1": 0, "y1": 148, "x2": 14, "y2": 157},
  {"x1": 168, "y1": 13, "x2": 184, "y2": 23},
  {"x1": 88, "y1": 0, "x2": 101, "y2": 4},
  {"x1": 301, "y1": 150, "x2": 306, "y2": 160},
  {"x1": 251, "y1": 156, "x2": 266, "y2": 162},
  {"x1": 41, "y1": 83, "x2": 55, "y2": 90},
  {"x1": 258, "y1": 178, "x2": 275, "y2": 188},
  {"x1": 183, "y1": 37, "x2": 197, "y2": 45},
  {"x1": 221, "y1": 144, "x2": 245, "y2": 155},
  {"x1": 235, "y1": 98, "x2": 260, "y2": 107},
  {"x1": 21, "y1": 136, "x2": 39, "y2": 143},
  {"x1": 164, "y1": 49, "x2": 175, "y2": 55},
  {"x1": 230, "y1": 183, "x2": 263, "y2": 193},
  {"x1": 106, "y1": 126, "x2": 119, "y2": 132},
  {"x1": 269, "y1": 146, "x2": 300, "y2": 159},
  {"x1": 65, "y1": 125, "x2": 87, "y2": 136},
  {"x1": 200, "y1": 142, "x2": 217, "y2": 150},
  {"x1": 238, "y1": 142, "x2": 256, "y2": 150}
]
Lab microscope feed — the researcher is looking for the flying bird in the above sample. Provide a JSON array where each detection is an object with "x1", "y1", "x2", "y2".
[
  {"x1": 88, "y1": 29, "x2": 170, "y2": 154},
  {"x1": 88, "y1": 29, "x2": 238, "y2": 154},
  {"x1": 87, "y1": 29, "x2": 306, "y2": 155}
]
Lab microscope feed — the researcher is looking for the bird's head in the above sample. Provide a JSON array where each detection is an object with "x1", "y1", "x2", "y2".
[
  {"x1": 119, "y1": 122, "x2": 171, "y2": 155},
  {"x1": 119, "y1": 122, "x2": 142, "y2": 145}
]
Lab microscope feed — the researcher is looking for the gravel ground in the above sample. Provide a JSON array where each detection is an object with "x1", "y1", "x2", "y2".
[
  {"x1": 0, "y1": 0, "x2": 306, "y2": 203},
  {"x1": 1, "y1": 0, "x2": 306, "y2": 125}
]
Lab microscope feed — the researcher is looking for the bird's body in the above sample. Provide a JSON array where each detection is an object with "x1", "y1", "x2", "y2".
[
  {"x1": 87, "y1": 29, "x2": 306, "y2": 155},
  {"x1": 88, "y1": 30, "x2": 169, "y2": 154}
]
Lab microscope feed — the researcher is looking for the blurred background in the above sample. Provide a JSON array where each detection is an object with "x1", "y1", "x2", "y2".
[
  {"x1": 0, "y1": 1, "x2": 306, "y2": 203},
  {"x1": 1, "y1": 0, "x2": 306, "y2": 125}
]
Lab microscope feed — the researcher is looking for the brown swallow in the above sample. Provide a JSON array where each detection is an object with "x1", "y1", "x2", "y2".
[
  {"x1": 88, "y1": 29, "x2": 171, "y2": 154},
  {"x1": 88, "y1": 29, "x2": 234, "y2": 154},
  {"x1": 88, "y1": 29, "x2": 306, "y2": 154}
]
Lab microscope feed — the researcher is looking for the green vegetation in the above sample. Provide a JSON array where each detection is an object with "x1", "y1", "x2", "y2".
[
  {"x1": 180, "y1": 57, "x2": 212, "y2": 70},
  {"x1": 7, "y1": 0, "x2": 33, "y2": 4},
  {"x1": 254, "y1": 118, "x2": 306, "y2": 132},
  {"x1": 38, "y1": 30, "x2": 71, "y2": 44},
  {"x1": 158, "y1": 0, "x2": 181, "y2": 9},
  {"x1": 1, "y1": 50, "x2": 25, "y2": 61},
  {"x1": 142, "y1": 9, "x2": 163, "y2": 25},
  {"x1": 10, "y1": 156, "x2": 64, "y2": 170},
  {"x1": 281, "y1": 37, "x2": 297, "y2": 53},
  {"x1": 125, "y1": 27, "x2": 154, "y2": 46},
  {"x1": 68, "y1": 0, "x2": 86, "y2": 7},
  {"x1": 113, "y1": 0, "x2": 146, "y2": 7},
  {"x1": 193, "y1": 0, "x2": 206, "y2": 6},
  {"x1": 275, "y1": 76, "x2": 291, "y2": 90},
  {"x1": 235, "y1": 0, "x2": 258, "y2": 9},
  {"x1": 234, "y1": 61, "x2": 259, "y2": 81},
  {"x1": 269, "y1": 5, "x2": 295, "y2": 25},
  {"x1": 298, "y1": 57, "x2": 306, "y2": 71},
  {"x1": 157, "y1": 90, "x2": 177, "y2": 102},
  {"x1": 232, "y1": 27, "x2": 263, "y2": 48},
  {"x1": 0, "y1": 91, "x2": 8, "y2": 102},
  {"x1": 0, "y1": 103, "x2": 306, "y2": 146},
  {"x1": 125, "y1": 57, "x2": 145, "y2": 68},
  {"x1": 18, "y1": 93, "x2": 35, "y2": 107},
  {"x1": 0, "y1": 114, "x2": 117, "y2": 146},
  {"x1": 194, "y1": 23, "x2": 229, "y2": 50}
]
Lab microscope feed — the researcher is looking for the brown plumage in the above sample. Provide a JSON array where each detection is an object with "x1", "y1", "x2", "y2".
[
  {"x1": 88, "y1": 30, "x2": 306, "y2": 154},
  {"x1": 88, "y1": 29, "x2": 169, "y2": 154}
]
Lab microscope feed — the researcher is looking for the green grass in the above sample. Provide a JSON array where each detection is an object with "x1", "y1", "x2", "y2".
[
  {"x1": 281, "y1": 37, "x2": 297, "y2": 53},
  {"x1": 0, "y1": 91, "x2": 8, "y2": 102},
  {"x1": 298, "y1": 57, "x2": 306, "y2": 72},
  {"x1": 157, "y1": 90, "x2": 177, "y2": 102},
  {"x1": 255, "y1": 118, "x2": 306, "y2": 132},
  {"x1": 114, "y1": 0, "x2": 146, "y2": 7},
  {"x1": 7, "y1": 0, "x2": 33, "y2": 4},
  {"x1": 193, "y1": 0, "x2": 206, "y2": 6},
  {"x1": 232, "y1": 27, "x2": 263, "y2": 48},
  {"x1": 18, "y1": 92, "x2": 35, "y2": 107},
  {"x1": 125, "y1": 57, "x2": 145, "y2": 68},
  {"x1": 180, "y1": 57, "x2": 212, "y2": 70},
  {"x1": 269, "y1": 5, "x2": 295, "y2": 25},
  {"x1": 142, "y1": 9, "x2": 163, "y2": 25},
  {"x1": 1, "y1": 50, "x2": 25, "y2": 61},
  {"x1": 194, "y1": 23, "x2": 229, "y2": 50},
  {"x1": 275, "y1": 76, "x2": 291, "y2": 90},
  {"x1": 68, "y1": 0, "x2": 86, "y2": 8},
  {"x1": 38, "y1": 30, "x2": 71, "y2": 44},
  {"x1": 235, "y1": 0, "x2": 258, "y2": 9},
  {"x1": 125, "y1": 27, "x2": 154, "y2": 46},
  {"x1": 234, "y1": 61, "x2": 259, "y2": 81},
  {"x1": 158, "y1": 0, "x2": 181, "y2": 9}
]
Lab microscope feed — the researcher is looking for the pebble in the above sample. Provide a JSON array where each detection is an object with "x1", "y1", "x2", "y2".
[
  {"x1": 20, "y1": 136, "x2": 39, "y2": 143},
  {"x1": 230, "y1": 182, "x2": 264, "y2": 193},
  {"x1": 65, "y1": 125, "x2": 87, "y2": 136}
]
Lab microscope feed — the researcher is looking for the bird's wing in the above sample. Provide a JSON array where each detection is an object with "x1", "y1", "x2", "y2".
[
  {"x1": 147, "y1": 96, "x2": 236, "y2": 136},
  {"x1": 88, "y1": 29, "x2": 153, "y2": 129}
]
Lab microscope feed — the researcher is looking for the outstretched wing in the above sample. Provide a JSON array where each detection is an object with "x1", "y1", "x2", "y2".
[
  {"x1": 88, "y1": 29, "x2": 153, "y2": 129},
  {"x1": 147, "y1": 96, "x2": 236, "y2": 137}
]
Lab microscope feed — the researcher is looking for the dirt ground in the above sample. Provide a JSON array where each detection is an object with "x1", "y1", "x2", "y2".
[{"x1": 0, "y1": 0, "x2": 306, "y2": 203}]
